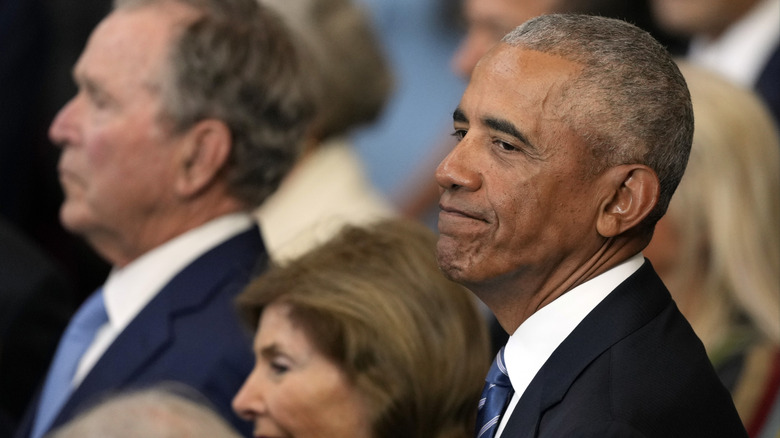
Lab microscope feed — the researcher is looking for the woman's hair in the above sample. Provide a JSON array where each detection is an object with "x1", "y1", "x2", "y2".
[
  {"x1": 664, "y1": 61, "x2": 780, "y2": 350},
  {"x1": 238, "y1": 219, "x2": 490, "y2": 438},
  {"x1": 261, "y1": 0, "x2": 393, "y2": 141}
]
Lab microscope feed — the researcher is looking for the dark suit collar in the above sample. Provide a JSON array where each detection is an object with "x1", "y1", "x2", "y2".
[
  {"x1": 502, "y1": 260, "x2": 671, "y2": 436},
  {"x1": 756, "y1": 43, "x2": 780, "y2": 123},
  {"x1": 52, "y1": 225, "x2": 265, "y2": 427}
]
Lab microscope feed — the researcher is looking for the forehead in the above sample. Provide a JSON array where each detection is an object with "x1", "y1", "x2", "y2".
[
  {"x1": 255, "y1": 303, "x2": 313, "y2": 351},
  {"x1": 462, "y1": 44, "x2": 582, "y2": 131},
  {"x1": 75, "y1": 5, "x2": 192, "y2": 87}
]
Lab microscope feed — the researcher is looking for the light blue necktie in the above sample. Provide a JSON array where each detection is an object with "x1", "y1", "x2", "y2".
[
  {"x1": 31, "y1": 289, "x2": 107, "y2": 438},
  {"x1": 475, "y1": 347, "x2": 514, "y2": 438}
]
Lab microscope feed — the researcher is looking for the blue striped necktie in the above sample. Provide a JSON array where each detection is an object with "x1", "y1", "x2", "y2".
[
  {"x1": 31, "y1": 289, "x2": 107, "y2": 438},
  {"x1": 475, "y1": 347, "x2": 514, "y2": 438}
]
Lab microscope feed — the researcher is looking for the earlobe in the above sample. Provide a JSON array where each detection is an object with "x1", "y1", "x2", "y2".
[
  {"x1": 596, "y1": 165, "x2": 659, "y2": 238},
  {"x1": 175, "y1": 119, "x2": 232, "y2": 198}
]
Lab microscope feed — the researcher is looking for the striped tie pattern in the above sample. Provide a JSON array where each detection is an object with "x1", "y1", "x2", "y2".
[
  {"x1": 31, "y1": 289, "x2": 108, "y2": 438},
  {"x1": 475, "y1": 347, "x2": 514, "y2": 438}
]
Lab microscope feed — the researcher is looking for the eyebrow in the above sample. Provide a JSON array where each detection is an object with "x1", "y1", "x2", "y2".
[
  {"x1": 73, "y1": 70, "x2": 108, "y2": 101},
  {"x1": 453, "y1": 107, "x2": 468, "y2": 124},
  {"x1": 484, "y1": 116, "x2": 533, "y2": 149},
  {"x1": 453, "y1": 107, "x2": 539, "y2": 154},
  {"x1": 259, "y1": 343, "x2": 281, "y2": 359}
]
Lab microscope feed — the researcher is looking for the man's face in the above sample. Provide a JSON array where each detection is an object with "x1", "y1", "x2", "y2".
[
  {"x1": 436, "y1": 45, "x2": 605, "y2": 294},
  {"x1": 452, "y1": 0, "x2": 559, "y2": 78},
  {"x1": 49, "y1": 6, "x2": 191, "y2": 260}
]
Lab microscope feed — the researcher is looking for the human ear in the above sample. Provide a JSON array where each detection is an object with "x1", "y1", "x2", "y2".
[
  {"x1": 175, "y1": 119, "x2": 232, "y2": 198},
  {"x1": 596, "y1": 164, "x2": 659, "y2": 238}
]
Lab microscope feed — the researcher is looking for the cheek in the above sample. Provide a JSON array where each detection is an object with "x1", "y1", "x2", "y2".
[
  {"x1": 491, "y1": 182, "x2": 544, "y2": 247},
  {"x1": 75, "y1": 122, "x2": 136, "y2": 181},
  {"x1": 267, "y1": 379, "x2": 333, "y2": 437},
  {"x1": 277, "y1": 375, "x2": 369, "y2": 438}
]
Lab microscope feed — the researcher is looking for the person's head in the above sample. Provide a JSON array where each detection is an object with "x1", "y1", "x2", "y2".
[
  {"x1": 49, "y1": 0, "x2": 313, "y2": 266},
  {"x1": 452, "y1": 0, "x2": 560, "y2": 78},
  {"x1": 452, "y1": 0, "x2": 681, "y2": 79},
  {"x1": 645, "y1": 62, "x2": 780, "y2": 349},
  {"x1": 261, "y1": 0, "x2": 392, "y2": 143},
  {"x1": 436, "y1": 14, "x2": 692, "y2": 329},
  {"x1": 46, "y1": 386, "x2": 242, "y2": 438},
  {"x1": 651, "y1": 0, "x2": 761, "y2": 39},
  {"x1": 232, "y1": 219, "x2": 490, "y2": 438}
]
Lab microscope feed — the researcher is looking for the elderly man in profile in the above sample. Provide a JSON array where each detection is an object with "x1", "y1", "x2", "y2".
[
  {"x1": 14, "y1": 1, "x2": 312, "y2": 437},
  {"x1": 436, "y1": 14, "x2": 748, "y2": 438}
]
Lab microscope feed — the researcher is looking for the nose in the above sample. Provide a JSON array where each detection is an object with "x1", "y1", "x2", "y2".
[
  {"x1": 49, "y1": 96, "x2": 81, "y2": 148},
  {"x1": 232, "y1": 370, "x2": 266, "y2": 421},
  {"x1": 435, "y1": 138, "x2": 481, "y2": 193}
]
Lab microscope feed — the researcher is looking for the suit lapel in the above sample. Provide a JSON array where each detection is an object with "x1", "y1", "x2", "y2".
[
  {"x1": 501, "y1": 261, "x2": 671, "y2": 437},
  {"x1": 50, "y1": 226, "x2": 265, "y2": 427},
  {"x1": 756, "y1": 43, "x2": 780, "y2": 122}
]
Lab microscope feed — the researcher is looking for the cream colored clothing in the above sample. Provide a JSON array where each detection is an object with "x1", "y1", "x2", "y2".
[{"x1": 256, "y1": 139, "x2": 396, "y2": 262}]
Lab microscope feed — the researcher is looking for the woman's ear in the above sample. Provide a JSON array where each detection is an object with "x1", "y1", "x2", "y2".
[
  {"x1": 175, "y1": 119, "x2": 232, "y2": 198},
  {"x1": 596, "y1": 164, "x2": 659, "y2": 238}
]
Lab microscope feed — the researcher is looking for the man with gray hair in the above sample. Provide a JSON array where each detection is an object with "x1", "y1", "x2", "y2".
[
  {"x1": 15, "y1": 1, "x2": 312, "y2": 437},
  {"x1": 46, "y1": 386, "x2": 243, "y2": 438},
  {"x1": 436, "y1": 14, "x2": 748, "y2": 437}
]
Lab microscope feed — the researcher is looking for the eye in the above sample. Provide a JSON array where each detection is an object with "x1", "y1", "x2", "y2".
[
  {"x1": 451, "y1": 129, "x2": 467, "y2": 142},
  {"x1": 493, "y1": 139, "x2": 519, "y2": 152},
  {"x1": 89, "y1": 90, "x2": 112, "y2": 110},
  {"x1": 269, "y1": 359, "x2": 290, "y2": 375},
  {"x1": 81, "y1": 82, "x2": 113, "y2": 110}
]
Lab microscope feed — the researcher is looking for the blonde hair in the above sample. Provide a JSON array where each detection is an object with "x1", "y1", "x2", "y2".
[
  {"x1": 665, "y1": 62, "x2": 780, "y2": 350},
  {"x1": 260, "y1": 0, "x2": 392, "y2": 141},
  {"x1": 238, "y1": 219, "x2": 490, "y2": 438}
]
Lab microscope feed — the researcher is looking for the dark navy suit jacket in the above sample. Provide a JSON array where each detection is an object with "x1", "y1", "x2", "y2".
[
  {"x1": 500, "y1": 260, "x2": 748, "y2": 437},
  {"x1": 756, "y1": 44, "x2": 780, "y2": 126},
  {"x1": 15, "y1": 225, "x2": 266, "y2": 438}
]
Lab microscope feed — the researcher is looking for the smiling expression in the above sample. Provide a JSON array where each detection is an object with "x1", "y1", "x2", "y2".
[{"x1": 436, "y1": 44, "x2": 608, "y2": 300}]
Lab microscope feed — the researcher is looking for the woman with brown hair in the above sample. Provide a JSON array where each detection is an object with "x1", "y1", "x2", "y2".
[{"x1": 232, "y1": 219, "x2": 490, "y2": 438}]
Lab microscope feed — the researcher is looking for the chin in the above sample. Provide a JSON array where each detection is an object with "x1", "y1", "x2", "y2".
[
  {"x1": 436, "y1": 237, "x2": 481, "y2": 282},
  {"x1": 59, "y1": 202, "x2": 93, "y2": 235},
  {"x1": 436, "y1": 250, "x2": 474, "y2": 286}
]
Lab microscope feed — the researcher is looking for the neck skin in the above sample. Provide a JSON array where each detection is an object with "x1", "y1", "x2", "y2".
[
  {"x1": 86, "y1": 190, "x2": 245, "y2": 269},
  {"x1": 473, "y1": 235, "x2": 647, "y2": 334}
]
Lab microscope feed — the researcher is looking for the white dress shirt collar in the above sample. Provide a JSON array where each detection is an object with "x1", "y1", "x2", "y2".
[
  {"x1": 102, "y1": 212, "x2": 254, "y2": 328},
  {"x1": 495, "y1": 253, "x2": 645, "y2": 437},
  {"x1": 73, "y1": 213, "x2": 254, "y2": 385}
]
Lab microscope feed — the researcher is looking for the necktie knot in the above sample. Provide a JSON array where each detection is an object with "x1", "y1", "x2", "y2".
[
  {"x1": 69, "y1": 292, "x2": 108, "y2": 334},
  {"x1": 485, "y1": 347, "x2": 511, "y2": 388},
  {"x1": 475, "y1": 347, "x2": 514, "y2": 438}
]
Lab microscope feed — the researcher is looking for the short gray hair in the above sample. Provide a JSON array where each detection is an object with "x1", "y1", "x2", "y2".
[
  {"x1": 115, "y1": 0, "x2": 315, "y2": 207},
  {"x1": 46, "y1": 385, "x2": 242, "y2": 438},
  {"x1": 503, "y1": 14, "x2": 693, "y2": 228}
]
